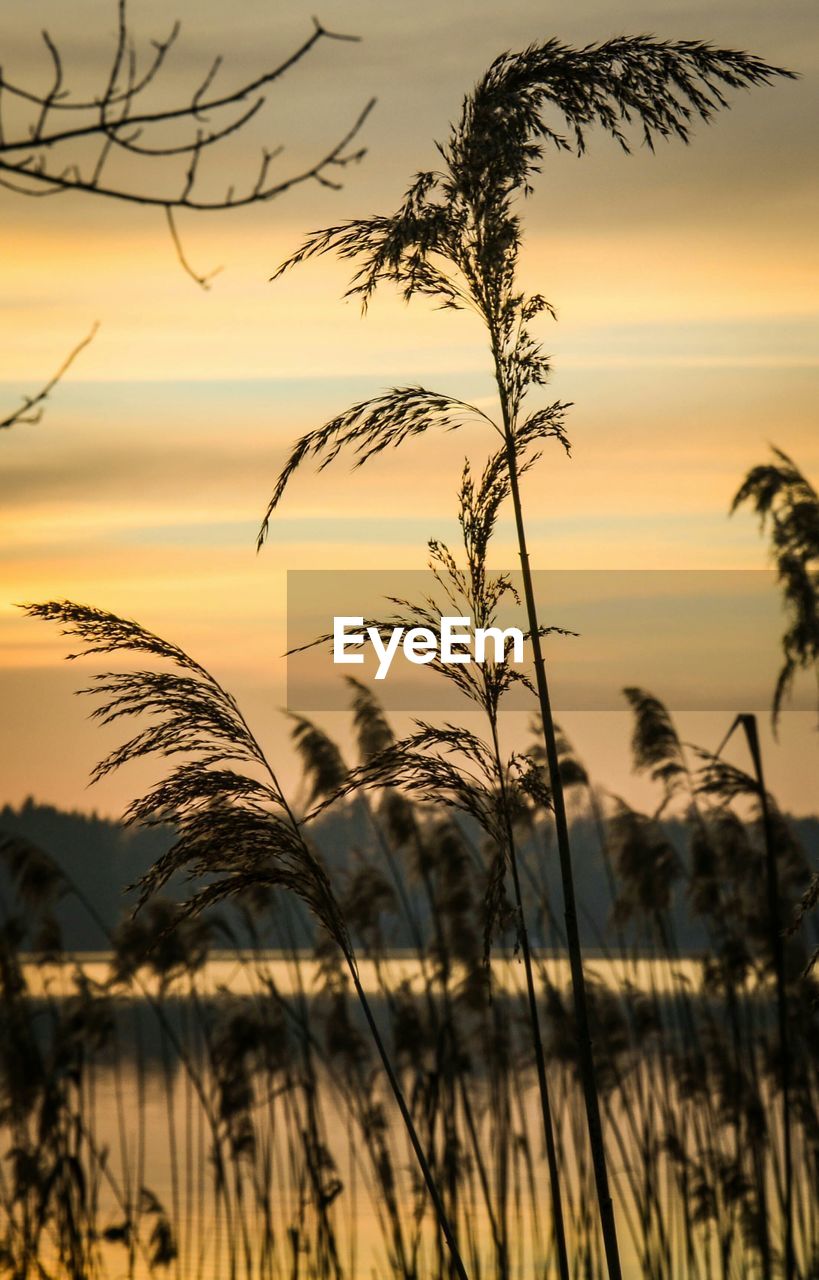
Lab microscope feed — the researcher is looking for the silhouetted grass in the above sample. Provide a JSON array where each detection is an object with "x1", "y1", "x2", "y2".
[
  {"x1": 1, "y1": 685, "x2": 816, "y2": 1279},
  {"x1": 260, "y1": 38, "x2": 794, "y2": 1280}
]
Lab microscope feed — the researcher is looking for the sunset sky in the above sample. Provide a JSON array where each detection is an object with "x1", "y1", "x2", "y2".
[{"x1": 1, "y1": 0, "x2": 817, "y2": 817}]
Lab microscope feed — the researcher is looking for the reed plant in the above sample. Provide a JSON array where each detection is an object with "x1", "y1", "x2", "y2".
[
  {"x1": 731, "y1": 449, "x2": 819, "y2": 728},
  {"x1": 17, "y1": 451, "x2": 819, "y2": 1279},
  {"x1": 1, "y1": 674, "x2": 817, "y2": 1277},
  {"x1": 20, "y1": 600, "x2": 470, "y2": 1280},
  {"x1": 259, "y1": 36, "x2": 793, "y2": 1280}
]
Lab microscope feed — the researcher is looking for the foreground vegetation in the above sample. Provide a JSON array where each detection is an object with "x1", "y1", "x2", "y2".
[{"x1": 0, "y1": 683, "x2": 816, "y2": 1280}]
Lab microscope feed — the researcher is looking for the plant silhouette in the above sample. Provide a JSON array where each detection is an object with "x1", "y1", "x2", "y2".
[
  {"x1": 21, "y1": 599, "x2": 471, "y2": 1280},
  {"x1": 288, "y1": 458, "x2": 578, "y2": 1276},
  {"x1": 9, "y1": 612, "x2": 819, "y2": 1276},
  {"x1": 0, "y1": 2, "x2": 373, "y2": 285},
  {"x1": 732, "y1": 448, "x2": 819, "y2": 727},
  {"x1": 0, "y1": 328, "x2": 97, "y2": 434},
  {"x1": 259, "y1": 34, "x2": 794, "y2": 1279}
]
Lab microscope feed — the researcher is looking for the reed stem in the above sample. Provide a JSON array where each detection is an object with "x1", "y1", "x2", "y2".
[
  {"x1": 500, "y1": 412, "x2": 623, "y2": 1280},
  {"x1": 739, "y1": 713, "x2": 794, "y2": 1280}
]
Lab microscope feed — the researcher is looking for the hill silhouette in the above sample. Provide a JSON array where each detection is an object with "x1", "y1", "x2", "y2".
[{"x1": 2, "y1": 798, "x2": 817, "y2": 954}]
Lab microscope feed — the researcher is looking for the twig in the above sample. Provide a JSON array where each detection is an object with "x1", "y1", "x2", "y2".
[{"x1": 0, "y1": 323, "x2": 98, "y2": 431}]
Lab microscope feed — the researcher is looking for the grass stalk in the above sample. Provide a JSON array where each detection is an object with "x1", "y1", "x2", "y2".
[
  {"x1": 739, "y1": 713, "x2": 795, "y2": 1280},
  {"x1": 500, "y1": 419, "x2": 623, "y2": 1280}
]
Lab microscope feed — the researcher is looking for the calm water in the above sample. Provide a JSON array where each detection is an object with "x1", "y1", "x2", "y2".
[
  {"x1": 9, "y1": 954, "x2": 794, "y2": 1280},
  {"x1": 22, "y1": 949, "x2": 710, "y2": 1000}
]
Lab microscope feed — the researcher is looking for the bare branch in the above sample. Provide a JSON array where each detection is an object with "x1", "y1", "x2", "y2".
[
  {"x1": 31, "y1": 30, "x2": 64, "y2": 142},
  {"x1": 0, "y1": 5, "x2": 375, "y2": 280},
  {"x1": 0, "y1": 324, "x2": 98, "y2": 431},
  {"x1": 164, "y1": 207, "x2": 221, "y2": 291}
]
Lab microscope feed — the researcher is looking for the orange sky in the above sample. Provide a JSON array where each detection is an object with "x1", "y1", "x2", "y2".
[{"x1": 1, "y1": 0, "x2": 818, "y2": 816}]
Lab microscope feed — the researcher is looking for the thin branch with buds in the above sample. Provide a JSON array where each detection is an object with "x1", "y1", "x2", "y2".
[
  {"x1": 0, "y1": 325, "x2": 97, "y2": 431},
  {"x1": 0, "y1": 6, "x2": 374, "y2": 282}
]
